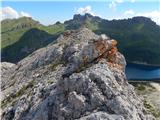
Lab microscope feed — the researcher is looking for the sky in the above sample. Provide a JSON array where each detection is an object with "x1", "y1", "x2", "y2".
[{"x1": 1, "y1": 0, "x2": 160, "y2": 25}]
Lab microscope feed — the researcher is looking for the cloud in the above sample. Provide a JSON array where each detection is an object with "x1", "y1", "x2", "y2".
[
  {"x1": 77, "y1": 6, "x2": 91, "y2": 14},
  {"x1": 124, "y1": 9, "x2": 135, "y2": 15},
  {"x1": 76, "y1": 5, "x2": 101, "y2": 17},
  {"x1": 108, "y1": 9, "x2": 160, "y2": 25},
  {"x1": 109, "y1": 0, "x2": 123, "y2": 10},
  {"x1": 1, "y1": 6, "x2": 31, "y2": 20},
  {"x1": 20, "y1": 11, "x2": 31, "y2": 17},
  {"x1": 115, "y1": 0, "x2": 123, "y2": 3},
  {"x1": 130, "y1": 0, "x2": 135, "y2": 3},
  {"x1": 109, "y1": 1, "x2": 117, "y2": 10},
  {"x1": 123, "y1": 10, "x2": 160, "y2": 25},
  {"x1": 1, "y1": 6, "x2": 19, "y2": 19},
  {"x1": 136, "y1": 11, "x2": 160, "y2": 25},
  {"x1": 77, "y1": 6, "x2": 95, "y2": 16},
  {"x1": 109, "y1": 0, "x2": 135, "y2": 10}
]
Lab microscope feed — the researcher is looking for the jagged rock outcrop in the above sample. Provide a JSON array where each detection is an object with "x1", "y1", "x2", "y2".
[{"x1": 1, "y1": 28, "x2": 155, "y2": 120}]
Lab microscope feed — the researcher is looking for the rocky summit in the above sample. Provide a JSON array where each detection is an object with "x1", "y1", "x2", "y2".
[{"x1": 1, "y1": 28, "x2": 155, "y2": 120}]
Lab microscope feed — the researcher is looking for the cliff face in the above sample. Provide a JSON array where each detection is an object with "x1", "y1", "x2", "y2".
[{"x1": 1, "y1": 28, "x2": 155, "y2": 120}]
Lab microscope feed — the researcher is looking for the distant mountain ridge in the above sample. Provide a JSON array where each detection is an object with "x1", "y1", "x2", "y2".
[{"x1": 1, "y1": 14, "x2": 160, "y2": 65}]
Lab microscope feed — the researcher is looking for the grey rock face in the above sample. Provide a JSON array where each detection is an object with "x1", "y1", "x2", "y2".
[
  {"x1": 1, "y1": 28, "x2": 155, "y2": 120},
  {"x1": 1, "y1": 62, "x2": 15, "y2": 71}
]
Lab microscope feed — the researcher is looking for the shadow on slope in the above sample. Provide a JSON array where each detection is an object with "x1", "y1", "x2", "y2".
[{"x1": 2, "y1": 28, "x2": 60, "y2": 63}]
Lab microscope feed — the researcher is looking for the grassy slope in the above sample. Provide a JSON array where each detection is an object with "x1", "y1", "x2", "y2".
[
  {"x1": 1, "y1": 17, "x2": 65, "y2": 49},
  {"x1": 1, "y1": 17, "x2": 65, "y2": 63},
  {"x1": 1, "y1": 17, "x2": 40, "y2": 49}
]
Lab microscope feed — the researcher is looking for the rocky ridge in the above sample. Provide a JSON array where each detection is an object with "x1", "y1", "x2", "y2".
[{"x1": 1, "y1": 28, "x2": 155, "y2": 120}]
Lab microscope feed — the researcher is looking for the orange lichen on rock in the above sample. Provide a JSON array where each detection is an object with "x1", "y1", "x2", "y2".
[
  {"x1": 63, "y1": 30, "x2": 71, "y2": 37},
  {"x1": 94, "y1": 40, "x2": 109, "y2": 62},
  {"x1": 94, "y1": 40, "x2": 109, "y2": 55},
  {"x1": 94, "y1": 39, "x2": 118, "y2": 59},
  {"x1": 108, "y1": 47, "x2": 118, "y2": 56},
  {"x1": 93, "y1": 38, "x2": 124, "y2": 70}
]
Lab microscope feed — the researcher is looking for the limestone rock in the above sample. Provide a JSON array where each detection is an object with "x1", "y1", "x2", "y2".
[
  {"x1": 1, "y1": 62, "x2": 15, "y2": 72},
  {"x1": 1, "y1": 28, "x2": 155, "y2": 120}
]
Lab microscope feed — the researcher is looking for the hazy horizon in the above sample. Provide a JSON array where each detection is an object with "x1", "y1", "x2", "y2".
[{"x1": 1, "y1": 0, "x2": 160, "y2": 25}]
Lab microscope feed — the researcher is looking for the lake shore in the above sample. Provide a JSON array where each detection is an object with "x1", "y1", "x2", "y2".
[
  {"x1": 127, "y1": 62, "x2": 160, "y2": 68},
  {"x1": 128, "y1": 79, "x2": 160, "y2": 82}
]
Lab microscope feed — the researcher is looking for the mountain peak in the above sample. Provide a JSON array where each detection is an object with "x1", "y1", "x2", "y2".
[
  {"x1": 1, "y1": 28, "x2": 155, "y2": 120},
  {"x1": 73, "y1": 13, "x2": 101, "y2": 21},
  {"x1": 2, "y1": 16, "x2": 35, "y2": 23},
  {"x1": 1, "y1": 16, "x2": 40, "y2": 32}
]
